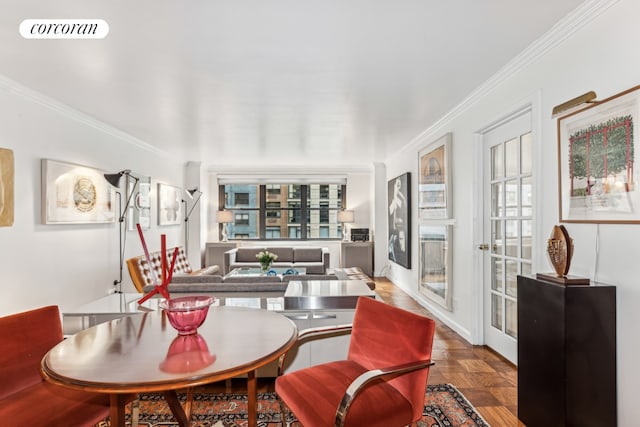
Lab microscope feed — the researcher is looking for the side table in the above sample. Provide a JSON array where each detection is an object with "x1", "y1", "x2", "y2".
[
  {"x1": 340, "y1": 241, "x2": 374, "y2": 276},
  {"x1": 204, "y1": 242, "x2": 237, "y2": 273}
]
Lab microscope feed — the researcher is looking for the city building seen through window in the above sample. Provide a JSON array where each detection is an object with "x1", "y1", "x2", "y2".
[{"x1": 220, "y1": 183, "x2": 345, "y2": 240}]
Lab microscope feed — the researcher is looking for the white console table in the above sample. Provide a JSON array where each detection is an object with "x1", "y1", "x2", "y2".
[
  {"x1": 62, "y1": 293, "x2": 157, "y2": 335},
  {"x1": 278, "y1": 279, "x2": 375, "y2": 373}
]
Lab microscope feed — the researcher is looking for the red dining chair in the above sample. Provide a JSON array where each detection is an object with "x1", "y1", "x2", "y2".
[
  {"x1": 0, "y1": 306, "x2": 116, "y2": 426},
  {"x1": 275, "y1": 296, "x2": 436, "y2": 427},
  {"x1": 0, "y1": 306, "x2": 135, "y2": 427}
]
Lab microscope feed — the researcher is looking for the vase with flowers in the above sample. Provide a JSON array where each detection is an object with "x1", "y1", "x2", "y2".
[{"x1": 256, "y1": 250, "x2": 278, "y2": 274}]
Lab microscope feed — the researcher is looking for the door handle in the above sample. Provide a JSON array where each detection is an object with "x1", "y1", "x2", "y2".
[{"x1": 478, "y1": 243, "x2": 489, "y2": 250}]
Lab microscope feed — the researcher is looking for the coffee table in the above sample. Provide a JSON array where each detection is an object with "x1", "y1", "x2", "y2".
[
  {"x1": 225, "y1": 266, "x2": 307, "y2": 278},
  {"x1": 41, "y1": 306, "x2": 298, "y2": 427}
]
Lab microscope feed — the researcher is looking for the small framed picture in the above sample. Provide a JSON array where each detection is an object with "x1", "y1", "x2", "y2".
[
  {"x1": 157, "y1": 183, "x2": 182, "y2": 226},
  {"x1": 127, "y1": 175, "x2": 151, "y2": 230},
  {"x1": 41, "y1": 159, "x2": 115, "y2": 224},
  {"x1": 419, "y1": 133, "x2": 452, "y2": 220},
  {"x1": 558, "y1": 85, "x2": 640, "y2": 223}
]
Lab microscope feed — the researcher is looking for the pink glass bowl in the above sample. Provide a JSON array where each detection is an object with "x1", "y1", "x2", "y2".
[{"x1": 159, "y1": 296, "x2": 215, "y2": 335}]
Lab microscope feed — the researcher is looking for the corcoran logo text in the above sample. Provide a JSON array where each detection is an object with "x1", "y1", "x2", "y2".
[{"x1": 20, "y1": 19, "x2": 109, "y2": 39}]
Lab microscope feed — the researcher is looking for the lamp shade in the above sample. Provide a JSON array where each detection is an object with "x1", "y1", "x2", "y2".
[
  {"x1": 216, "y1": 210, "x2": 234, "y2": 223},
  {"x1": 337, "y1": 209, "x2": 355, "y2": 223},
  {"x1": 186, "y1": 188, "x2": 200, "y2": 198}
]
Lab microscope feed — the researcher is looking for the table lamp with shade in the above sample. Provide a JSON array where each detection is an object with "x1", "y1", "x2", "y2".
[
  {"x1": 337, "y1": 209, "x2": 355, "y2": 241},
  {"x1": 104, "y1": 169, "x2": 139, "y2": 293},
  {"x1": 182, "y1": 188, "x2": 202, "y2": 257},
  {"x1": 216, "y1": 210, "x2": 234, "y2": 242}
]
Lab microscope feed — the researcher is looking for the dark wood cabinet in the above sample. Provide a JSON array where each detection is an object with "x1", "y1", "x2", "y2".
[{"x1": 517, "y1": 275, "x2": 616, "y2": 427}]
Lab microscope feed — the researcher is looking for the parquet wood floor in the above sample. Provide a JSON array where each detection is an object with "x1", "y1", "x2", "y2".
[{"x1": 199, "y1": 277, "x2": 524, "y2": 426}]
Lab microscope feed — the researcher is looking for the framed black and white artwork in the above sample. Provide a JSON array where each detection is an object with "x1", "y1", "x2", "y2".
[{"x1": 388, "y1": 172, "x2": 411, "y2": 269}]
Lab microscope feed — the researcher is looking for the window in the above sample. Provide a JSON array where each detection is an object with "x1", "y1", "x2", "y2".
[
  {"x1": 235, "y1": 193, "x2": 249, "y2": 205},
  {"x1": 319, "y1": 185, "x2": 330, "y2": 199},
  {"x1": 288, "y1": 185, "x2": 301, "y2": 199},
  {"x1": 235, "y1": 213, "x2": 249, "y2": 225},
  {"x1": 266, "y1": 227, "x2": 281, "y2": 238},
  {"x1": 220, "y1": 183, "x2": 345, "y2": 240},
  {"x1": 319, "y1": 201, "x2": 329, "y2": 223},
  {"x1": 266, "y1": 202, "x2": 281, "y2": 218},
  {"x1": 267, "y1": 185, "x2": 281, "y2": 196},
  {"x1": 289, "y1": 226, "x2": 301, "y2": 238},
  {"x1": 289, "y1": 207, "x2": 301, "y2": 224}
]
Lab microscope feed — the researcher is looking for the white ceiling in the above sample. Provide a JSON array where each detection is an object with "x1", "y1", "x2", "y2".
[{"x1": 1, "y1": 0, "x2": 585, "y2": 168}]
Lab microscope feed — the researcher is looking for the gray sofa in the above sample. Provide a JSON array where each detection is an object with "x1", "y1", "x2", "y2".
[{"x1": 224, "y1": 247, "x2": 330, "y2": 274}]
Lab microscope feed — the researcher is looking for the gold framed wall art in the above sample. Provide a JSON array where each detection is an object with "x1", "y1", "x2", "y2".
[{"x1": 0, "y1": 148, "x2": 14, "y2": 227}]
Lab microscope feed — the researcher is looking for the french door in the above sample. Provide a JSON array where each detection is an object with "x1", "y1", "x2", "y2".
[{"x1": 481, "y1": 110, "x2": 533, "y2": 364}]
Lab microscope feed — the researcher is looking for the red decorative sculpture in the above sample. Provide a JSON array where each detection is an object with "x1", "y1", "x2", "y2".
[{"x1": 137, "y1": 224, "x2": 178, "y2": 304}]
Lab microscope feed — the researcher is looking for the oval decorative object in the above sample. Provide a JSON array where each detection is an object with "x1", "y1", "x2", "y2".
[{"x1": 547, "y1": 225, "x2": 573, "y2": 277}]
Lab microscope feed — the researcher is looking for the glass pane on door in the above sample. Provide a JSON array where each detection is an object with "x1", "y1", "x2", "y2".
[{"x1": 489, "y1": 131, "x2": 533, "y2": 340}]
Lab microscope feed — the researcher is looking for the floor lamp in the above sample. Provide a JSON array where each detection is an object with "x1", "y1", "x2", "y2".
[
  {"x1": 337, "y1": 209, "x2": 355, "y2": 241},
  {"x1": 182, "y1": 188, "x2": 202, "y2": 257},
  {"x1": 104, "y1": 169, "x2": 139, "y2": 293},
  {"x1": 216, "y1": 210, "x2": 234, "y2": 242}
]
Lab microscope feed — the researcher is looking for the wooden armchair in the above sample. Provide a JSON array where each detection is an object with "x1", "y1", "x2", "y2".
[{"x1": 275, "y1": 297, "x2": 436, "y2": 427}]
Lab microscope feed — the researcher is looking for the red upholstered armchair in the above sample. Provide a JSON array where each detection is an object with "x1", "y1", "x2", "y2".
[
  {"x1": 0, "y1": 306, "x2": 113, "y2": 426},
  {"x1": 275, "y1": 297, "x2": 436, "y2": 427}
]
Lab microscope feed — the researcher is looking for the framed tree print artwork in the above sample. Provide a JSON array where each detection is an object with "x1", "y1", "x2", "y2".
[
  {"x1": 41, "y1": 159, "x2": 115, "y2": 224},
  {"x1": 157, "y1": 183, "x2": 182, "y2": 226},
  {"x1": 419, "y1": 223, "x2": 453, "y2": 310},
  {"x1": 419, "y1": 133, "x2": 452, "y2": 219},
  {"x1": 388, "y1": 172, "x2": 411, "y2": 269},
  {"x1": 558, "y1": 85, "x2": 640, "y2": 223}
]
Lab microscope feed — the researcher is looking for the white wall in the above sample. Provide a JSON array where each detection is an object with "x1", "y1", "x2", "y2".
[
  {"x1": 0, "y1": 80, "x2": 187, "y2": 316},
  {"x1": 384, "y1": 0, "x2": 639, "y2": 424}
]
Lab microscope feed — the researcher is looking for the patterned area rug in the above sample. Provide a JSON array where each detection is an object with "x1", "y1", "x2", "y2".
[{"x1": 96, "y1": 383, "x2": 489, "y2": 427}]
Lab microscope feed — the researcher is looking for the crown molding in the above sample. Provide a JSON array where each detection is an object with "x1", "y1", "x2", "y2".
[
  {"x1": 0, "y1": 73, "x2": 168, "y2": 158},
  {"x1": 207, "y1": 164, "x2": 373, "y2": 175},
  {"x1": 400, "y1": 0, "x2": 620, "y2": 154}
]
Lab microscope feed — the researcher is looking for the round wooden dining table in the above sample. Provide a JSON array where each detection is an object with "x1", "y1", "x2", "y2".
[{"x1": 41, "y1": 305, "x2": 298, "y2": 427}]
